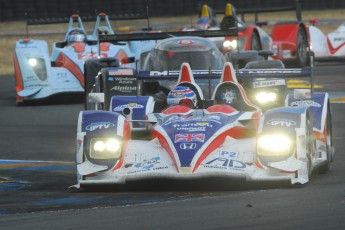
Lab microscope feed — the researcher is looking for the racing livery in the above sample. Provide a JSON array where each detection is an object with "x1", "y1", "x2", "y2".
[
  {"x1": 309, "y1": 21, "x2": 345, "y2": 61},
  {"x1": 13, "y1": 13, "x2": 135, "y2": 104},
  {"x1": 188, "y1": 2, "x2": 311, "y2": 68},
  {"x1": 72, "y1": 61, "x2": 334, "y2": 188}
]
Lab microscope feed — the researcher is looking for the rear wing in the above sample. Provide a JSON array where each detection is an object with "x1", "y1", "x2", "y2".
[
  {"x1": 137, "y1": 67, "x2": 311, "y2": 80},
  {"x1": 136, "y1": 65, "x2": 314, "y2": 91},
  {"x1": 98, "y1": 28, "x2": 238, "y2": 43},
  {"x1": 214, "y1": 1, "x2": 302, "y2": 24}
]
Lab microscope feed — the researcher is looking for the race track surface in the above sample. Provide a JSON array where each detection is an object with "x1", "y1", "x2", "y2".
[{"x1": 0, "y1": 63, "x2": 345, "y2": 229}]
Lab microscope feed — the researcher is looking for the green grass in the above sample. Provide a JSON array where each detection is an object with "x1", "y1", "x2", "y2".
[{"x1": 2, "y1": 9, "x2": 344, "y2": 76}]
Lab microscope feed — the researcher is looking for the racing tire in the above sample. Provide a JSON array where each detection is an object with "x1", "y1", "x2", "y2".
[
  {"x1": 250, "y1": 32, "x2": 261, "y2": 51},
  {"x1": 292, "y1": 27, "x2": 309, "y2": 68},
  {"x1": 317, "y1": 111, "x2": 333, "y2": 174},
  {"x1": 295, "y1": 115, "x2": 313, "y2": 184}
]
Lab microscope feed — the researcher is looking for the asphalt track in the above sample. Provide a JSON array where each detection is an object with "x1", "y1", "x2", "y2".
[{"x1": 0, "y1": 62, "x2": 345, "y2": 229}]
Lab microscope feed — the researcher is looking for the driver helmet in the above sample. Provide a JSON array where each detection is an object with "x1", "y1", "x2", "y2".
[
  {"x1": 67, "y1": 28, "x2": 87, "y2": 44},
  {"x1": 220, "y1": 89, "x2": 237, "y2": 105},
  {"x1": 98, "y1": 26, "x2": 111, "y2": 35},
  {"x1": 167, "y1": 86, "x2": 197, "y2": 107},
  {"x1": 196, "y1": 17, "x2": 210, "y2": 30}
]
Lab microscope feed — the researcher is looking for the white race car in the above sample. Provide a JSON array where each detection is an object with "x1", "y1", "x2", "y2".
[{"x1": 309, "y1": 21, "x2": 345, "y2": 61}]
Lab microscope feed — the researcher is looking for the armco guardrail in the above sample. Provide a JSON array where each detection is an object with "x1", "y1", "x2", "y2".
[{"x1": 1, "y1": 0, "x2": 344, "y2": 22}]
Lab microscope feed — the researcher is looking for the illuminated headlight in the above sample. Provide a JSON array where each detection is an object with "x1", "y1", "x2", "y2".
[
  {"x1": 26, "y1": 57, "x2": 47, "y2": 81},
  {"x1": 223, "y1": 39, "x2": 237, "y2": 50},
  {"x1": 28, "y1": 58, "x2": 37, "y2": 67},
  {"x1": 257, "y1": 133, "x2": 292, "y2": 156},
  {"x1": 255, "y1": 92, "x2": 277, "y2": 104},
  {"x1": 90, "y1": 138, "x2": 122, "y2": 159}
]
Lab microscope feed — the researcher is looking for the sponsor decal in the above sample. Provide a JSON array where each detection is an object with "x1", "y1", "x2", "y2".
[
  {"x1": 110, "y1": 86, "x2": 137, "y2": 91},
  {"x1": 290, "y1": 100, "x2": 321, "y2": 108},
  {"x1": 108, "y1": 76, "x2": 136, "y2": 84},
  {"x1": 149, "y1": 70, "x2": 222, "y2": 76},
  {"x1": 180, "y1": 143, "x2": 197, "y2": 150},
  {"x1": 245, "y1": 69, "x2": 302, "y2": 74},
  {"x1": 76, "y1": 139, "x2": 83, "y2": 152},
  {"x1": 283, "y1": 50, "x2": 291, "y2": 58},
  {"x1": 177, "y1": 126, "x2": 206, "y2": 132},
  {"x1": 204, "y1": 158, "x2": 246, "y2": 170},
  {"x1": 173, "y1": 122, "x2": 212, "y2": 132},
  {"x1": 179, "y1": 40, "x2": 193, "y2": 45},
  {"x1": 220, "y1": 89, "x2": 236, "y2": 104},
  {"x1": 334, "y1": 37, "x2": 345, "y2": 41},
  {"x1": 253, "y1": 79, "x2": 285, "y2": 88},
  {"x1": 267, "y1": 118, "x2": 296, "y2": 127},
  {"x1": 133, "y1": 157, "x2": 160, "y2": 170},
  {"x1": 175, "y1": 133, "x2": 205, "y2": 143},
  {"x1": 127, "y1": 157, "x2": 168, "y2": 174},
  {"x1": 78, "y1": 53, "x2": 104, "y2": 59},
  {"x1": 298, "y1": 134, "x2": 306, "y2": 149},
  {"x1": 108, "y1": 69, "x2": 134, "y2": 76},
  {"x1": 113, "y1": 103, "x2": 144, "y2": 111},
  {"x1": 85, "y1": 122, "x2": 115, "y2": 131},
  {"x1": 220, "y1": 151, "x2": 239, "y2": 158}
]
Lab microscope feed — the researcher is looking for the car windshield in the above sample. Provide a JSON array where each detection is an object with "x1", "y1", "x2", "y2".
[{"x1": 151, "y1": 49, "x2": 224, "y2": 71}]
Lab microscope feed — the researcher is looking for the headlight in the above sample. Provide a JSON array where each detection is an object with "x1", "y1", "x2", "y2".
[
  {"x1": 90, "y1": 138, "x2": 122, "y2": 159},
  {"x1": 26, "y1": 57, "x2": 47, "y2": 81},
  {"x1": 257, "y1": 133, "x2": 292, "y2": 156},
  {"x1": 223, "y1": 39, "x2": 237, "y2": 50},
  {"x1": 28, "y1": 58, "x2": 37, "y2": 67},
  {"x1": 255, "y1": 92, "x2": 277, "y2": 104}
]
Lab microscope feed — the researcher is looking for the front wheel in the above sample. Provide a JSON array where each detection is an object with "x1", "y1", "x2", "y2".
[{"x1": 317, "y1": 112, "x2": 333, "y2": 174}]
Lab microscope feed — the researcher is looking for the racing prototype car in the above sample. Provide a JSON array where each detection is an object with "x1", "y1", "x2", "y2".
[
  {"x1": 13, "y1": 13, "x2": 137, "y2": 105},
  {"x1": 72, "y1": 60, "x2": 334, "y2": 188},
  {"x1": 309, "y1": 21, "x2": 345, "y2": 62},
  {"x1": 185, "y1": 2, "x2": 310, "y2": 68}
]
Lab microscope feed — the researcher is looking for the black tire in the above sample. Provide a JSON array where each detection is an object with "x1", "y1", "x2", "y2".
[
  {"x1": 294, "y1": 115, "x2": 313, "y2": 186},
  {"x1": 250, "y1": 32, "x2": 261, "y2": 51},
  {"x1": 306, "y1": 115, "x2": 314, "y2": 178},
  {"x1": 292, "y1": 27, "x2": 309, "y2": 68},
  {"x1": 84, "y1": 62, "x2": 96, "y2": 110},
  {"x1": 317, "y1": 111, "x2": 333, "y2": 174}
]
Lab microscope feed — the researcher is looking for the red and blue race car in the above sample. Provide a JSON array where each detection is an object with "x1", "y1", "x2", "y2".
[{"x1": 72, "y1": 56, "x2": 334, "y2": 188}]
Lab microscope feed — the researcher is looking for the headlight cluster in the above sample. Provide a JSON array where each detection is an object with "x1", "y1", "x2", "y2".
[
  {"x1": 255, "y1": 92, "x2": 277, "y2": 104},
  {"x1": 27, "y1": 57, "x2": 47, "y2": 81},
  {"x1": 223, "y1": 39, "x2": 237, "y2": 50},
  {"x1": 90, "y1": 138, "x2": 122, "y2": 159},
  {"x1": 257, "y1": 133, "x2": 292, "y2": 157}
]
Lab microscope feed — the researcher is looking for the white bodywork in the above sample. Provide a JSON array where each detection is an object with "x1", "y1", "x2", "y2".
[{"x1": 309, "y1": 23, "x2": 345, "y2": 61}]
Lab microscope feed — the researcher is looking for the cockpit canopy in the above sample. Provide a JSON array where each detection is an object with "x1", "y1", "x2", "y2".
[{"x1": 142, "y1": 36, "x2": 225, "y2": 71}]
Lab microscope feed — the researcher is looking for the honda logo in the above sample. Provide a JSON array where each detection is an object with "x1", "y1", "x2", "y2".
[{"x1": 180, "y1": 143, "x2": 197, "y2": 150}]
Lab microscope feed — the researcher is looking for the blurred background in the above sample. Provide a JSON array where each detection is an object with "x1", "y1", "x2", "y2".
[
  {"x1": 1, "y1": 0, "x2": 344, "y2": 76},
  {"x1": 1, "y1": 0, "x2": 345, "y2": 21}
]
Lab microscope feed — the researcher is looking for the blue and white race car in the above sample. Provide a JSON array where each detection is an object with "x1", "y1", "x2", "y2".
[{"x1": 72, "y1": 60, "x2": 334, "y2": 189}]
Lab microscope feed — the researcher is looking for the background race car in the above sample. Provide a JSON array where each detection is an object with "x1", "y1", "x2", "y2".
[
  {"x1": 309, "y1": 21, "x2": 345, "y2": 62},
  {"x1": 13, "y1": 13, "x2": 138, "y2": 105},
  {"x1": 184, "y1": 2, "x2": 311, "y2": 68}
]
